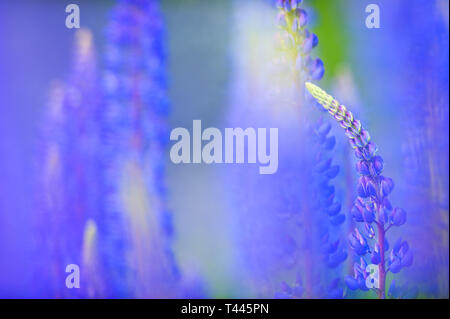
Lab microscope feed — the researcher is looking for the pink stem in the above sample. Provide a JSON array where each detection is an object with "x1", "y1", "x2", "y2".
[{"x1": 376, "y1": 222, "x2": 386, "y2": 299}]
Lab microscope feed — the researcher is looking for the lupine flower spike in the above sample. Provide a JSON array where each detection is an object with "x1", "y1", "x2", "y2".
[
  {"x1": 274, "y1": 0, "x2": 346, "y2": 298},
  {"x1": 101, "y1": 0, "x2": 178, "y2": 297},
  {"x1": 305, "y1": 82, "x2": 413, "y2": 299}
]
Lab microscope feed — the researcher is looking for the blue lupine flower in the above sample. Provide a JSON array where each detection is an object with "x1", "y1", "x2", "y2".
[
  {"x1": 99, "y1": 0, "x2": 178, "y2": 298},
  {"x1": 390, "y1": 207, "x2": 407, "y2": 226},
  {"x1": 348, "y1": 228, "x2": 369, "y2": 255},
  {"x1": 371, "y1": 243, "x2": 381, "y2": 265},
  {"x1": 273, "y1": 1, "x2": 346, "y2": 298},
  {"x1": 34, "y1": 29, "x2": 104, "y2": 298},
  {"x1": 388, "y1": 238, "x2": 413, "y2": 273},
  {"x1": 345, "y1": 0, "x2": 448, "y2": 296},
  {"x1": 345, "y1": 257, "x2": 371, "y2": 291},
  {"x1": 305, "y1": 82, "x2": 413, "y2": 298}
]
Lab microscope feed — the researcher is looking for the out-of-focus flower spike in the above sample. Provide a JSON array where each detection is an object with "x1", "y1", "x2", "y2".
[{"x1": 275, "y1": 0, "x2": 346, "y2": 298}]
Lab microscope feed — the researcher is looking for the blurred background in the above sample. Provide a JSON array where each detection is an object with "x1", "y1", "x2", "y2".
[{"x1": 0, "y1": 0, "x2": 448, "y2": 298}]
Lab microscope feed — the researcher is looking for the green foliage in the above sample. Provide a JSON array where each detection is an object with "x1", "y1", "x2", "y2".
[{"x1": 309, "y1": 0, "x2": 349, "y2": 82}]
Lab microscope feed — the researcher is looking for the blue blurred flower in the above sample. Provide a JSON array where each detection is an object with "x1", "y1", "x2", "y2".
[
  {"x1": 99, "y1": 0, "x2": 178, "y2": 298},
  {"x1": 274, "y1": 0, "x2": 346, "y2": 298}
]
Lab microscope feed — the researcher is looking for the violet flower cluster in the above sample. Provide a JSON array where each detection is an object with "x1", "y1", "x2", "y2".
[{"x1": 305, "y1": 82, "x2": 413, "y2": 298}]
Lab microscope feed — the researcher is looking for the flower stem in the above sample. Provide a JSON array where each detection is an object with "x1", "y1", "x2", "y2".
[{"x1": 376, "y1": 222, "x2": 386, "y2": 299}]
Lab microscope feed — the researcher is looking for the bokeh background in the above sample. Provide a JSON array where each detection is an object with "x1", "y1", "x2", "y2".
[{"x1": 0, "y1": 0, "x2": 448, "y2": 298}]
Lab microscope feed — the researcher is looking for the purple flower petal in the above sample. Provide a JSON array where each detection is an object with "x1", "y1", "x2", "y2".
[
  {"x1": 370, "y1": 156, "x2": 384, "y2": 175},
  {"x1": 357, "y1": 176, "x2": 369, "y2": 197},
  {"x1": 351, "y1": 204, "x2": 364, "y2": 222},
  {"x1": 325, "y1": 165, "x2": 340, "y2": 179},
  {"x1": 327, "y1": 202, "x2": 341, "y2": 216},
  {"x1": 356, "y1": 160, "x2": 370, "y2": 176},
  {"x1": 401, "y1": 250, "x2": 413, "y2": 267},
  {"x1": 314, "y1": 158, "x2": 332, "y2": 173},
  {"x1": 381, "y1": 177, "x2": 395, "y2": 197},
  {"x1": 389, "y1": 259, "x2": 402, "y2": 273},
  {"x1": 323, "y1": 135, "x2": 336, "y2": 150},
  {"x1": 366, "y1": 179, "x2": 378, "y2": 197},
  {"x1": 345, "y1": 276, "x2": 360, "y2": 290},
  {"x1": 315, "y1": 121, "x2": 331, "y2": 137},
  {"x1": 295, "y1": 8, "x2": 308, "y2": 27},
  {"x1": 331, "y1": 214, "x2": 345, "y2": 225},
  {"x1": 391, "y1": 207, "x2": 407, "y2": 226},
  {"x1": 310, "y1": 58, "x2": 325, "y2": 80},
  {"x1": 363, "y1": 209, "x2": 375, "y2": 224}
]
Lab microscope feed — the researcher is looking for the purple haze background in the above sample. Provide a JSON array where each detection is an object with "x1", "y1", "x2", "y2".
[{"x1": 0, "y1": 0, "x2": 448, "y2": 298}]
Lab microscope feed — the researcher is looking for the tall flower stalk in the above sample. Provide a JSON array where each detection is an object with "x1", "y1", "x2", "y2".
[
  {"x1": 100, "y1": 0, "x2": 178, "y2": 297},
  {"x1": 226, "y1": 0, "x2": 308, "y2": 296},
  {"x1": 305, "y1": 82, "x2": 413, "y2": 298},
  {"x1": 34, "y1": 28, "x2": 103, "y2": 298},
  {"x1": 274, "y1": 0, "x2": 346, "y2": 298}
]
